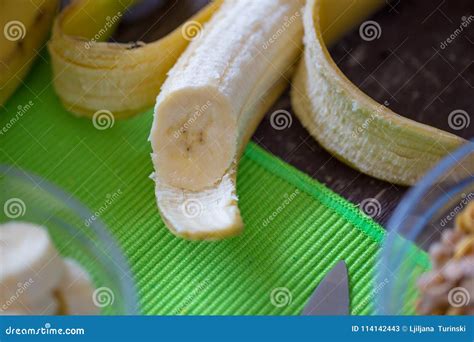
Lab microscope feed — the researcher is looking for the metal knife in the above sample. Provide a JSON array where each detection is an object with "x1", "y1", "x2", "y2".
[{"x1": 301, "y1": 261, "x2": 350, "y2": 316}]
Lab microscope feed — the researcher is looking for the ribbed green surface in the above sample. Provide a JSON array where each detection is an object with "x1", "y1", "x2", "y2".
[{"x1": 0, "y1": 55, "x2": 428, "y2": 315}]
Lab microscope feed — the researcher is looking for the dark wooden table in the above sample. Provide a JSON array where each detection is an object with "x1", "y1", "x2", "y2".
[{"x1": 114, "y1": 0, "x2": 474, "y2": 227}]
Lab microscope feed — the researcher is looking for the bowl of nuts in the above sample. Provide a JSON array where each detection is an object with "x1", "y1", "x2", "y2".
[{"x1": 378, "y1": 141, "x2": 474, "y2": 315}]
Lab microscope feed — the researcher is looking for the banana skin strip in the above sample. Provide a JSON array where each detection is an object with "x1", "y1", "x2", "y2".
[
  {"x1": 0, "y1": 0, "x2": 59, "y2": 106},
  {"x1": 48, "y1": 0, "x2": 223, "y2": 118},
  {"x1": 291, "y1": 0, "x2": 466, "y2": 186}
]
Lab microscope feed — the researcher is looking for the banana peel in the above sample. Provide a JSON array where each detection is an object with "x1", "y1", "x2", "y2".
[
  {"x1": 291, "y1": 0, "x2": 466, "y2": 186},
  {"x1": 0, "y1": 0, "x2": 58, "y2": 106},
  {"x1": 48, "y1": 0, "x2": 223, "y2": 118}
]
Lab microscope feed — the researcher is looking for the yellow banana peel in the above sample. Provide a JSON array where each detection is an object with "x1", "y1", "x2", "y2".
[
  {"x1": 291, "y1": 0, "x2": 466, "y2": 186},
  {"x1": 48, "y1": 0, "x2": 223, "y2": 118}
]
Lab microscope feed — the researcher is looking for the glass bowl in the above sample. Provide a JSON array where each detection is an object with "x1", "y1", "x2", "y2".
[
  {"x1": 0, "y1": 165, "x2": 138, "y2": 315},
  {"x1": 377, "y1": 141, "x2": 474, "y2": 315}
]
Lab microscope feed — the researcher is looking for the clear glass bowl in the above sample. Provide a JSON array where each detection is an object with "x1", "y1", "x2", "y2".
[
  {"x1": 0, "y1": 165, "x2": 138, "y2": 315},
  {"x1": 377, "y1": 141, "x2": 474, "y2": 314}
]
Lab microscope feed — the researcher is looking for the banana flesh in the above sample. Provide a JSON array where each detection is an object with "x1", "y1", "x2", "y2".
[
  {"x1": 151, "y1": 0, "x2": 304, "y2": 239},
  {"x1": 56, "y1": 259, "x2": 99, "y2": 315},
  {"x1": 291, "y1": 0, "x2": 466, "y2": 186},
  {"x1": 0, "y1": 0, "x2": 58, "y2": 106},
  {"x1": 0, "y1": 222, "x2": 64, "y2": 305},
  {"x1": 0, "y1": 222, "x2": 98, "y2": 315},
  {"x1": 48, "y1": 0, "x2": 223, "y2": 118}
]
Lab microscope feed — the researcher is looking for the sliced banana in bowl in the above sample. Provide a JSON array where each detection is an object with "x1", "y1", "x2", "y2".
[
  {"x1": 0, "y1": 222, "x2": 97, "y2": 315},
  {"x1": 56, "y1": 259, "x2": 99, "y2": 315},
  {"x1": 0, "y1": 222, "x2": 64, "y2": 306}
]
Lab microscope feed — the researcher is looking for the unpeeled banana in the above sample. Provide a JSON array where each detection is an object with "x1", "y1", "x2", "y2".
[
  {"x1": 291, "y1": 0, "x2": 466, "y2": 186},
  {"x1": 151, "y1": 0, "x2": 305, "y2": 239},
  {"x1": 0, "y1": 0, "x2": 58, "y2": 106}
]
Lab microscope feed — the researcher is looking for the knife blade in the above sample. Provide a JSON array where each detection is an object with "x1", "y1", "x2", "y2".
[{"x1": 301, "y1": 261, "x2": 349, "y2": 316}]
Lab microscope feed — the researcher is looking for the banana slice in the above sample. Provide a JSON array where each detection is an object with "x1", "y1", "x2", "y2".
[
  {"x1": 150, "y1": 0, "x2": 304, "y2": 238},
  {"x1": 2, "y1": 292, "x2": 59, "y2": 316},
  {"x1": 56, "y1": 259, "x2": 98, "y2": 315},
  {"x1": 0, "y1": 0, "x2": 58, "y2": 105},
  {"x1": 0, "y1": 222, "x2": 64, "y2": 305},
  {"x1": 291, "y1": 0, "x2": 466, "y2": 186}
]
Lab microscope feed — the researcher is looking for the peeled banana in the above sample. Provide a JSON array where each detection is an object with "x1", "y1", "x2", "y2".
[
  {"x1": 150, "y1": 0, "x2": 305, "y2": 239},
  {"x1": 0, "y1": 0, "x2": 58, "y2": 106},
  {"x1": 291, "y1": 0, "x2": 466, "y2": 186}
]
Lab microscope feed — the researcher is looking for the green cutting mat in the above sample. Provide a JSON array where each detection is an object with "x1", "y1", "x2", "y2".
[{"x1": 0, "y1": 53, "x2": 428, "y2": 315}]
